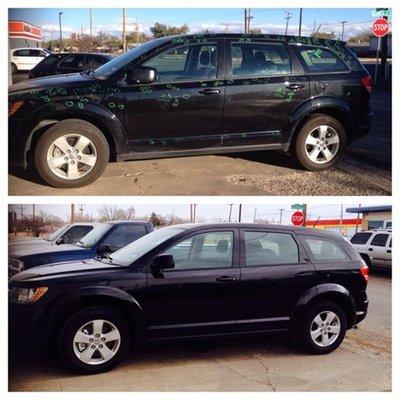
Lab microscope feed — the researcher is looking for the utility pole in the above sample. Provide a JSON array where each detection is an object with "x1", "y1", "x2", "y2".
[
  {"x1": 190, "y1": 204, "x2": 193, "y2": 222},
  {"x1": 193, "y1": 204, "x2": 197, "y2": 223},
  {"x1": 79, "y1": 204, "x2": 84, "y2": 220},
  {"x1": 58, "y1": 11, "x2": 63, "y2": 53},
  {"x1": 253, "y1": 208, "x2": 257, "y2": 222},
  {"x1": 32, "y1": 204, "x2": 36, "y2": 236},
  {"x1": 377, "y1": 8, "x2": 389, "y2": 79},
  {"x1": 284, "y1": 11, "x2": 292, "y2": 36},
  {"x1": 340, "y1": 21, "x2": 347, "y2": 41},
  {"x1": 279, "y1": 208, "x2": 284, "y2": 224},
  {"x1": 238, "y1": 204, "x2": 243, "y2": 223},
  {"x1": 89, "y1": 9, "x2": 93, "y2": 37},
  {"x1": 228, "y1": 204, "x2": 233, "y2": 222},
  {"x1": 122, "y1": 8, "x2": 127, "y2": 53},
  {"x1": 247, "y1": 9, "x2": 253, "y2": 33},
  {"x1": 244, "y1": 8, "x2": 247, "y2": 34},
  {"x1": 302, "y1": 204, "x2": 307, "y2": 227},
  {"x1": 135, "y1": 20, "x2": 139, "y2": 47},
  {"x1": 298, "y1": 8, "x2": 303, "y2": 36},
  {"x1": 71, "y1": 204, "x2": 75, "y2": 223},
  {"x1": 312, "y1": 20, "x2": 316, "y2": 35}
]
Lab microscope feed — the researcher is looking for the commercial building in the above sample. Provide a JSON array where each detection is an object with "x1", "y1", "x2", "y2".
[
  {"x1": 9, "y1": 20, "x2": 42, "y2": 49},
  {"x1": 345, "y1": 205, "x2": 392, "y2": 230},
  {"x1": 305, "y1": 218, "x2": 362, "y2": 237}
]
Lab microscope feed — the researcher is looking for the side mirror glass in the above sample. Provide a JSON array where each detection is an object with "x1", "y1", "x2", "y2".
[
  {"x1": 151, "y1": 254, "x2": 175, "y2": 277},
  {"x1": 127, "y1": 66, "x2": 157, "y2": 85},
  {"x1": 97, "y1": 243, "x2": 112, "y2": 255}
]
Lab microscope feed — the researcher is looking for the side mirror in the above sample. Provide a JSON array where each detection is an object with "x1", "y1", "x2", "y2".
[
  {"x1": 127, "y1": 66, "x2": 157, "y2": 85},
  {"x1": 151, "y1": 254, "x2": 175, "y2": 277},
  {"x1": 55, "y1": 237, "x2": 65, "y2": 245},
  {"x1": 97, "y1": 243, "x2": 112, "y2": 255}
]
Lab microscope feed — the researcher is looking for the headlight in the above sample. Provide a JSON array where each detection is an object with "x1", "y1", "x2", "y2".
[
  {"x1": 9, "y1": 100, "x2": 24, "y2": 117},
  {"x1": 11, "y1": 287, "x2": 48, "y2": 304}
]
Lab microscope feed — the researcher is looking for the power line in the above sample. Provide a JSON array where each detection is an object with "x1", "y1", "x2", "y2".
[{"x1": 284, "y1": 11, "x2": 292, "y2": 35}]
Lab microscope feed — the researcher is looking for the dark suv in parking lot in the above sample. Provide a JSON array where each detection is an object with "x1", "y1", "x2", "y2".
[
  {"x1": 9, "y1": 223, "x2": 369, "y2": 373},
  {"x1": 9, "y1": 34, "x2": 372, "y2": 188}
]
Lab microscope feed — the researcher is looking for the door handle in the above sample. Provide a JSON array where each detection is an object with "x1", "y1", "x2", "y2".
[
  {"x1": 368, "y1": 248, "x2": 373, "y2": 251},
  {"x1": 295, "y1": 271, "x2": 314, "y2": 277},
  {"x1": 387, "y1": 249, "x2": 391, "y2": 253},
  {"x1": 286, "y1": 83, "x2": 305, "y2": 91},
  {"x1": 216, "y1": 276, "x2": 237, "y2": 282},
  {"x1": 199, "y1": 89, "x2": 221, "y2": 95}
]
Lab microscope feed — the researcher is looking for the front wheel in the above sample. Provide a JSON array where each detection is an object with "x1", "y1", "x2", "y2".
[
  {"x1": 296, "y1": 302, "x2": 347, "y2": 354},
  {"x1": 11, "y1": 63, "x2": 18, "y2": 74},
  {"x1": 292, "y1": 114, "x2": 346, "y2": 171},
  {"x1": 34, "y1": 119, "x2": 110, "y2": 188},
  {"x1": 58, "y1": 307, "x2": 131, "y2": 374}
]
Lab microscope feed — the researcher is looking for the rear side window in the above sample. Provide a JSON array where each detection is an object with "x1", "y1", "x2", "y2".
[
  {"x1": 85, "y1": 55, "x2": 106, "y2": 69},
  {"x1": 294, "y1": 45, "x2": 349, "y2": 73},
  {"x1": 370, "y1": 234, "x2": 389, "y2": 247},
  {"x1": 58, "y1": 54, "x2": 85, "y2": 68},
  {"x1": 304, "y1": 237, "x2": 349, "y2": 261},
  {"x1": 244, "y1": 231, "x2": 299, "y2": 266},
  {"x1": 13, "y1": 49, "x2": 31, "y2": 57},
  {"x1": 102, "y1": 224, "x2": 147, "y2": 252},
  {"x1": 230, "y1": 42, "x2": 291, "y2": 77},
  {"x1": 350, "y1": 232, "x2": 373, "y2": 245},
  {"x1": 36, "y1": 55, "x2": 62, "y2": 68}
]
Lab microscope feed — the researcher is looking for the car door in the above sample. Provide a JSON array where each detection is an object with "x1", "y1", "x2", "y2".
[
  {"x1": 13, "y1": 49, "x2": 31, "y2": 70},
  {"x1": 368, "y1": 233, "x2": 390, "y2": 267},
  {"x1": 385, "y1": 237, "x2": 392, "y2": 268},
  {"x1": 236, "y1": 229, "x2": 316, "y2": 332},
  {"x1": 222, "y1": 39, "x2": 310, "y2": 147},
  {"x1": 144, "y1": 229, "x2": 240, "y2": 339},
  {"x1": 119, "y1": 39, "x2": 225, "y2": 152}
]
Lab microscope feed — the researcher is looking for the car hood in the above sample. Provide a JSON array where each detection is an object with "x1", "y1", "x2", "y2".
[
  {"x1": 10, "y1": 243, "x2": 83, "y2": 259},
  {"x1": 12, "y1": 259, "x2": 121, "y2": 281},
  {"x1": 9, "y1": 73, "x2": 95, "y2": 95},
  {"x1": 9, "y1": 240, "x2": 55, "y2": 253}
]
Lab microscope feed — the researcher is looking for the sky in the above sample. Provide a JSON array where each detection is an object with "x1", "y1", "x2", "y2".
[
  {"x1": 9, "y1": 8, "x2": 382, "y2": 41},
  {"x1": 8, "y1": 203, "x2": 383, "y2": 225}
]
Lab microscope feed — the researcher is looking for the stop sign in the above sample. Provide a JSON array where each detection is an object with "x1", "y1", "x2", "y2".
[
  {"x1": 291, "y1": 211, "x2": 304, "y2": 226},
  {"x1": 372, "y1": 18, "x2": 390, "y2": 37}
]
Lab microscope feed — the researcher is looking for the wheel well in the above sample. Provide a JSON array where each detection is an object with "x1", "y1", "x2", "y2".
[
  {"x1": 49, "y1": 296, "x2": 143, "y2": 344},
  {"x1": 291, "y1": 108, "x2": 353, "y2": 146},
  {"x1": 26, "y1": 116, "x2": 117, "y2": 165}
]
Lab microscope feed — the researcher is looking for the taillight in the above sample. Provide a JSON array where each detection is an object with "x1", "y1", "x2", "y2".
[
  {"x1": 359, "y1": 265, "x2": 369, "y2": 282},
  {"x1": 8, "y1": 100, "x2": 24, "y2": 117},
  {"x1": 361, "y1": 75, "x2": 373, "y2": 93}
]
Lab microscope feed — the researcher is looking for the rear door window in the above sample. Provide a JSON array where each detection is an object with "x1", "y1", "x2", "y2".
[
  {"x1": 303, "y1": 237, "x2": 349, "y2": 261},
  {"x1": 244, "y1": 231, "x2": 299, "y2": 266},
  {"x1": 14, "y1": 49, "x2": 31, "y2": 57},
  {"x1": 230, "y1": 42, "x2": 291, "y2": 77},
  {"x1": 350, "y1": 232, "x2": 373, "y2": 245},
  {"x1": 102, "y1": 224, "x2": 148, "y2": 252},
  {"x1": 370, "y1": 234, "x2": 389, "y2": 247},
  {"x1": 58, "y1": 54, "x2": 85, "y2": 69},
  {"x1": 294, "y1": 45, "x2": 349, "y2": 73}
]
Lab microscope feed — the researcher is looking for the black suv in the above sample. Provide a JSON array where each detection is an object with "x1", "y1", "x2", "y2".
[
  {"x1": 9, "y1": 223, "x2": 369, "y2": 374},
  {"x1": 9, "y1": 34, "x2": 372, "y2": 188}
]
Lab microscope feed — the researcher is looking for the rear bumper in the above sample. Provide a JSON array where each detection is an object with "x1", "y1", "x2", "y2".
[{"x1": 354, "y1": 293, "x2": 369, "y2": 325}]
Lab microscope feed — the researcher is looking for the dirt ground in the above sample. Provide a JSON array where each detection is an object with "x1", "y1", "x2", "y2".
[{"x1": 9, "y1": 273, "x2": 391, "y2": 392}]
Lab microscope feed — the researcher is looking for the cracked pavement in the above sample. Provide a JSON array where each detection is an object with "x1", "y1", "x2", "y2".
[{"x1": 9, "y1": 273, "x2": 391, "y2": 391}]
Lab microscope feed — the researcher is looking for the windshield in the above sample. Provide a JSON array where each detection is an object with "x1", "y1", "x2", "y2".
[
  {"x1": 75, "y1": 223, "x2": 111, "y2": 248},
  {"x1": 93, "y1": 37, "x2": 169, "y2": 80},
  {"x1": 109, "y1": 226, "x2": 186, "y2": 266},
  {"x1": 46, "y1": 225, "x2": 69, "y2": 241}
]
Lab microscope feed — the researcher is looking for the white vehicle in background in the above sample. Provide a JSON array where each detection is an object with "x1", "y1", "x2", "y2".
[
  {"x1": 350, "y1": 229, "x2": 392, "y2": 269},
  {"x1": 10, "y1": 48, "x2": 50, "y2": 73}
]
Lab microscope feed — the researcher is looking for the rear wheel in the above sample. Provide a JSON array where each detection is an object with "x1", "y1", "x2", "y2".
[
  {"x1": 292, "y1": 114, "x2": 346, "y2": 170},
  {"x1": 58, "y1": 307, "x2": 131, "y2": 374},
  {"x1": 296, "y1": 302, "x2": 347, "y2": 354},
  {"x1": 34, "y1": 119, "x2": 110, "y2": 188},
  {"x1": 11, "y1": 63, "x2": 17, "y2": 74}
]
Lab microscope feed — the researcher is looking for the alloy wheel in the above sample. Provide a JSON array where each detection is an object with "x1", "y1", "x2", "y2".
[
  {"x1": 310, "y1": 310, "x2": 341, "y2": 347},
  {"x1": 304, "y1": 125, "x2": 340, "y2": 164}
]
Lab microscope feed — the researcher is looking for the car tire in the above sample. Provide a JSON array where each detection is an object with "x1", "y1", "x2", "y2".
[
  {"x1": 296, "y1": 302, "x2": 347, "y2": 354},
  {"x1": 292, "y1": 114, "x2": 346, "y2": 171},
  {"x1": 11, "y1": 63, "x2": 18, "y2": 74},
  {"x1": 34, "y1": 119, "x2": 110, "y2": 188},
  {"x1": 58, "y1": 306, "x2": 131, "y2": 374}
]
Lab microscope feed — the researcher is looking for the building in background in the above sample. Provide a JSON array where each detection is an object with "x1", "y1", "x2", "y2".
[
  {"x1": 305, "y1": 218, "x2": 362, "y2": 237},
  {"x1": 9, "y1": 20, "x2": 42, "y2": 49},
  {"x1": 346, "y1": 205, "x2": 392, "y2": 230}
]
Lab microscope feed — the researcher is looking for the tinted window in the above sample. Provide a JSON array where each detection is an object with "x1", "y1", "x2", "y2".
[
  {"x1": 370, "y1": 234, "x2": 389, "y2": 247},
  {"x1": 102, "y1": 224, "x2": 147, "y2": 252},
  {"x1": 350, "y1": 232, "x2": 373, "y2": 245},
  {"x1": 14, "y1": 49, "x2": 31, "y2": 57},
  {"x1": 62, "y1": 225, "x2": 93, "y2": 244},
  {"x1": 304, "y1": 237, "x2": 349, "y2": 261},
  {"x1": 368, "y1": 220, "x2": 384, "y2": 230},
  {"x1": 85, "y1": 55, "x2": 106, "y2": 69},
  {"x1": 143, "y1": 43, "x2": 218, "y2": 82},
  {"x1": 230, "y1": 42, "x2": 290, "y2": 77},
  {"x1": 30, "y1": 49, "x2": 43, "y2": 57},
  {"x1": 166, "y1": 231, "x2": 233, "y2": 270},
  {"x1": 295, "y1": 46, "x2": 349, "y2": 73},
  {"x1": 245, "y1": 231, "x2": 299, "y2": 266},
  {"x1": 36, "y1": 54, "x2": 62, "y2": 68},
  {"x1": 58, "y1": 54, "x2": 85, "y2": 68}
]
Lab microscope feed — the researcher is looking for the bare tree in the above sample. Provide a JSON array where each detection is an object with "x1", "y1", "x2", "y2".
[{"x1": 97, "y1": 206, "x2": 136, "y2": 222}]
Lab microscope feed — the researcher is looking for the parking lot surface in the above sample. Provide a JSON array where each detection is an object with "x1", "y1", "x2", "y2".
[
  {"x1": 9, "y1": 273, "x2": 391, "y2": 392},
  {"x1": 9, "y1": 76, "x2": 391, "y2": 195}
]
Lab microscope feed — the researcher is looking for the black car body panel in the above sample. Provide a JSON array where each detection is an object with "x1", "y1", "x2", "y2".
[
  {"x1": 9, "y1": 223, "x2": 368, "y2": 349},
  {"x1": 9, "y1": 34, "x2": 372, "y2": 168}
]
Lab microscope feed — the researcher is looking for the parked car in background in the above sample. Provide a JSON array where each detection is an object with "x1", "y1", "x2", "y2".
[
  {"x1": 8, "y1": 220, "x2": 154, "y2": 276},
  {"x1": 10, "y1": 48, "x2": 50, "y2": 73},
  {"x1": 350, "y1": 229, "x2": 392, "y2": 269},
  {"x1": 28, "y1": 53, "x2": 113, "y2": 79},
  {"x1": 9, "y1": 223, "x2": 369, "y2": 374},
  {"x1": 9, "y1": 33, "x2": 372, "y2": 188},
  {"x1": 9, "y1": 223, "x2": 95, "y2": 252}
]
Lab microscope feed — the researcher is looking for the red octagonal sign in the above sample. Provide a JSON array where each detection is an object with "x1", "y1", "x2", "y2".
[
  {"x1": 291, "y1": 211, "x2": 304, "y2": 226},
  {"x1": 372, "y1": 18, "x2": 390, "y2": 37}
]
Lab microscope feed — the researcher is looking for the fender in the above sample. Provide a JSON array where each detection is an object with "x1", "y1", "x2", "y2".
[
  {"x1": 282, "y1": 96, "x2": 354, "y2": 148},
  {"x1": 19, "y1": 102, "x2": 128, "y2": 167}
]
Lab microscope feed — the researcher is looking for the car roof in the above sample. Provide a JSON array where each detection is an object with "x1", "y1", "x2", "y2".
[
  {"x1": 169, "y1": 222, "x2": 342, "y2": 238},
  {"x1": 47, "y1": 52, "x2": 112, "y2": 58},
  {"x1": 11, "y1": 47, "x2": 47, "y2": 51},
  {"x1": 102, "y1": 220, "x2": 150, "y2": 225}
]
